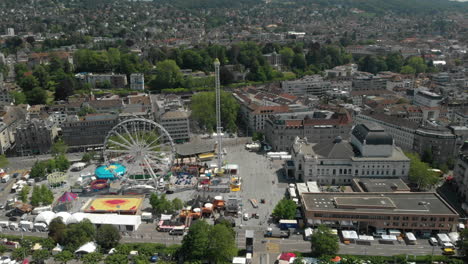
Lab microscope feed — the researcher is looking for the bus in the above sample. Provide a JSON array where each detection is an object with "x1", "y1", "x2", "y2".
[{"x1": 404, "y1": 232, "x2": 417, "y2": 245}]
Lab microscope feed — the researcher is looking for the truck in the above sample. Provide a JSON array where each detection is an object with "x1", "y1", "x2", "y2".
[
  {"x1": 279, "y1": 219, "x2": 298, "y2": 230},
  {"x1": 1, "y1": 174, "x2": 10, "y2": 183},
  {"x1": 264, "y1": 228, "x2": 290, "y2": 238},
  {"x1": 249, "y1": 199, "x2": 258, "y2": 208},
  {"x1": 436, "y1": 233, "x2": 451, "y2": 246}
]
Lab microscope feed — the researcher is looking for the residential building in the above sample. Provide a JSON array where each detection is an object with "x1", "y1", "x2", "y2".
[
  {"x1": 264, "y1": 109, "x2": 352, "y2": 151},
  {"x1": 28, "y1": 52, "x2": 73, "y2": 69},
  {"x1": 454, "y1": 141, "x2": 468, "y2": 204},
  {"x1": 453, "y1": 108, "x2": 468, "y2": 126},
  {"x1": 413, "y1": 126, "x2": 457, "y2": 165},
  {"x1": 263, "y1": 52, "x2": 282, "y2": 70},
  {"x1": 281, "y1": 75, "x2": 331, "y2": 96},
  {"x1": 325, "y1": 64, "x2": 358, "y2": 80},
  {"x1": 78, "y1": 73, "x2": 128, "y2": 88},
  {"x1": 0, "y1": 106, "x2": 27, "y2": 154},
  {"x1": 301, "y1": 192, "x2": 459, "y2": 233},
  {"x1": 413, "y1": 90, "x2": 443, "y2": 107},
  {"x1": 6, "y1": 28, "x2": 14, "y2": 36},
  {"x1": 130, "y1": 73, "x2": 145, "y2": 90},
  {"x1": 160, "y1": 111, "x2": 191, "y2": 143},
  {"x1": 352, "y1": 75, "x2": 387, "y2": 91},
  {"x1": 289, "y1": 123, "x2": 410, "y2": 184},
  {"x1": 356, "y1": 110, "x2": 457, "y2": 165},
  {"x1": 61, "y1": 114, "x2": 119, "y2": 149},
  {"x1": 14, "y1": 119, "x2": 58, "y2": 155}
]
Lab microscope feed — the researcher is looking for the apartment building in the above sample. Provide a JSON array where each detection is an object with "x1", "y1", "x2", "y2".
[
  {"x1": 454, "y1": 141, "x2": 468, "y2": 204},
  {"x1": 281, "y1": 75, "x2": 331, "y2": 96},
  {"x1": 14, "y1": 119, "x2": 58, "y2": 155},
  {"x1": 160, "y1": 111, "x2": 191, "y2": 143},
  {"x1": 61, "y1": 114, "x2": 119, "y2": 149},
  {"x1": 264, "y1": 109, "x2": 352, "y2": 151}
]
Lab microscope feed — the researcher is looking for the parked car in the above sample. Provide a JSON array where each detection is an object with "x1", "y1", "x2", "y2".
[
  {"x1": 9, "y1": 216, "x2": 18, "y2": 222},
  {"x1": 150, "y1": 255, "x2": 159, "y2": 263},
  {"x1": 429, "y1": 237, "x2": 438, "y2": 246}
]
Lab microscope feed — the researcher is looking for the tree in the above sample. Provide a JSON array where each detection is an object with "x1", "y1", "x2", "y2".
[
  {"x1": 78, "y1": 106, "x2": 97, "y2": 117},
  {"x1": 33, "y1": 65, "x2": 49, "y2": 88},
  {"x1": 26, "y1": 87, "x2": 48, "y2": 105},
  {"x1": 252, "y1": 132, "x2": 264, "y2": 142},
  {"x1": 0, "y1": 155, "x2": 9, "y2": 168},
  {"x1": 11, "y1": 247, "x2": 29, "y2": 261},
  {"x1": 63, "y1": 219, "x2": 96, "y2": 250},
  {"x1": 53, "y1": 250, "x2": 74, "y2": 264},
  {"x1": 40, "y1": 184, "x2": 55, "y2": 205},
  {"x1": 82, "y1": 152, "x2": 93, "y2": 163},
  {"x1": 172, "y1": 198, "x2": 184, "y2": 211},
  {"x1": 18, "y1": 185, "x2": 30, "y2": 203},
  {"x1": 279, "y1": 47, "x2": 294, "y2": 67},
  {"x1": 18, "y1": 75, "x2": 40, "y2": 91},
  {"x1": 207, "y1": 224, "x2": 237, "y2": 263},
  {"x1": 310, "y1": 225, "x2": 339, "y2": 257},
  {"x1": 150, "y1": 193, "x2": 173, "y2": 214},
  {"x1": 191, "y1": 91, "x2": 239, "y2": 132},
  {"x1": 149, "y1": 60, "x2": 182, "y2": 90},
  {"x1": 55, "y1": 154, "x2": 70, "y2": 171},
  {"x1": 51, "y1": 139, "x2": 68, "y2": 156},
  {"x1": 407, "y1": 152, "x2": 439, "y2": 190},
  {"x1": 400, "y1": 65, "x2": 416, "y2": 75},
  {"x1": 11, "y1": 91, "x2": 27, "y2": 105},
  {"x1": 272, "y1": 198, "x2": 297, "y2": 220},
  {"x1": 49, "y1": 217, "x2": 67, "y2": 244},
  {"x1": 96, "y1": 225, "x2": 121, "y2": 250},
  {"x1": 407, "y1": 56, "x2": 427, "y2": 74},
  {"x1": 82, "y1": 252, "x2": 103, "y2": 264},
  {"x1": 181, "y1": 220, "x2": 211, "y2": 261},
  {"x1": 104, "y1": 254, "x2": 128, "y2": 264},
  {"x1": 460, "y1": 229, "x2": 468, "y2": 257},
  {"x1": 32, "y1": 249, "x2": 50, "y2": 264},
  {"x1": 30, "y1": 185, "x2": 42, "y2": 206}
]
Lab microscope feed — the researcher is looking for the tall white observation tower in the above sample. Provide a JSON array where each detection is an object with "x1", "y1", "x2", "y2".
[{"x1": 214, "y1": 58, "x2": 223, "y2": 172}]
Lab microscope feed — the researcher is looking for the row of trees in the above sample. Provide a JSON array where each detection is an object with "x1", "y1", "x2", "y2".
[
  {"x1": 49, "y1": 218, "x2": 121, "y2": 252},
  {"x1": 190, "y1": 91, "x2": 240, "y2": 133},
  {"x1": 30, "y1": 185, "x2": 55, "y2": 206},
  {"x1": 357, "y1": 54, "x2": 438, "y2": 75}
]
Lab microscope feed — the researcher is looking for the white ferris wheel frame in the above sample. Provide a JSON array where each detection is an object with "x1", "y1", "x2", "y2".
[{"x1": 102, "y1": 118, "x2": 175, "y2": 185}]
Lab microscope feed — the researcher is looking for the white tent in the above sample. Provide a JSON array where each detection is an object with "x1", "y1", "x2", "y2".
[
  {"x1": 82, "y1": 213, "x2": 142, "y2": 231},
  {"x1": 55, "y1": 212, "x2": 72, "y2": 224},
  {"x1": 67, "y1": 212, "x2": 86, "y2": 225},
  {"x1": 75, "y1": 242, "x2": 97, "y2": 254},
  {"x1": 52, "y1": 244, "x2": 63, "y2": 255},
  {"x1": 71, "y1": 162, "x2": 87, "y2": 171},
  {"x1": 35, "y1": 211, "x2": 56, "y2": 225}
]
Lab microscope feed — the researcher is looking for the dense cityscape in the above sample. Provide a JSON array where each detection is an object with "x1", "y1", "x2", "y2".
[{"x1": 0, "y1": 0, "x2": 467, "y2": 263}]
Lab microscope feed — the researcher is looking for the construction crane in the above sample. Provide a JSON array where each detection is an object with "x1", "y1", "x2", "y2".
[{"x1": 214, "y1": 58, "x2": 223, "y2": 174}]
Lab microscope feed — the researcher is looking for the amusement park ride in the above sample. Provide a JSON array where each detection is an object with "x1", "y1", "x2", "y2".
[{"x1": 101, "y1": 118, "x2": 176, "y2": 188}]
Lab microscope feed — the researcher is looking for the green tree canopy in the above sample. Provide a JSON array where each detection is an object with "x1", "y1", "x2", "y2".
[
  {"x1": 53, "y1": 250, "x2": 74, "y2": 264},
  {"x1": 180, "y1": 220, "x2": 211, "y2": 261},
  {"x1": 207, "y1": 223, "x2": 237, "y2": 263},
  {"x1": 149, "y1": 60, "x2": 182, "y2": 90},
  {"x1": 0, "y1": 155, "x2": 8, "y2": 168},
  {"x1": 49, "y1": 217, "x2": 67, "y2": 244},
  {"x1": 63, "y1": 219, "x2": 96, "y2": 251},
  {"x1": 51, "y1": 139, "x2": 68, "y2": 156},
  {"x1": 25, "y1": 87, "x2": 48, "y2": 105},
  {"x1": 310, "y1": 225, "x2": 339, "y2": 257},
  {"x1": 279, "y1": 47, "x2": 295, "y2": 67},
  {"x1": 406, "y1": 56, "x2": 427, "y2": 74},
  {"x1": 407, "y1": 152, "x2": 439, "y2": 190},
  {"x1": 190, "y1": 91, "x2": 239, "y2": 133},
  {"x1": 18, "y1": 185, "x2": 30, "y2": 203},
  {"x1": 96, "y1": 224, "x2": 121, "y2": 250},
  {"x1": 272, "y1": 198, "x2": 297, "y2": 220},
  {"x1": 104, "y1": 254, "x2": 128, "y2": 264},
  {"x1": 82, "y1": 252, "x2": 103, "y2": 264},
  {"x1": 32, "y1": 249, "x2": 51, "y2": 264}
]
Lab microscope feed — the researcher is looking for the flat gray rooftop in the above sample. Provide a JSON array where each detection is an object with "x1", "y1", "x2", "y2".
[
  {"x1": 355, "y1": 178, "x2": 410, "y2": 192},
  {"x1": 302, "y1": 192, "x2": 458, "y2": 216}
]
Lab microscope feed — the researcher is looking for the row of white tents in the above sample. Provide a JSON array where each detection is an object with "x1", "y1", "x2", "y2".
[{"x1": 34, "y1": 211, "x2": 142, "y2": 231}]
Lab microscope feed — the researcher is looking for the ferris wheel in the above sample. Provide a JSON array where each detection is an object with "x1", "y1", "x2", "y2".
[{"x1": 102, "y1": 118, "x2": 175, "y2": 185}]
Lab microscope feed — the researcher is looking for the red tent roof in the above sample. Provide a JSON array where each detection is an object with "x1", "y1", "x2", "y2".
[
  {"x1": 278, "y1": 252, "x2": 296, "y2": 261},
  {"x1": 58, "y1": 192, "x2": 78, "y2": 203}
]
